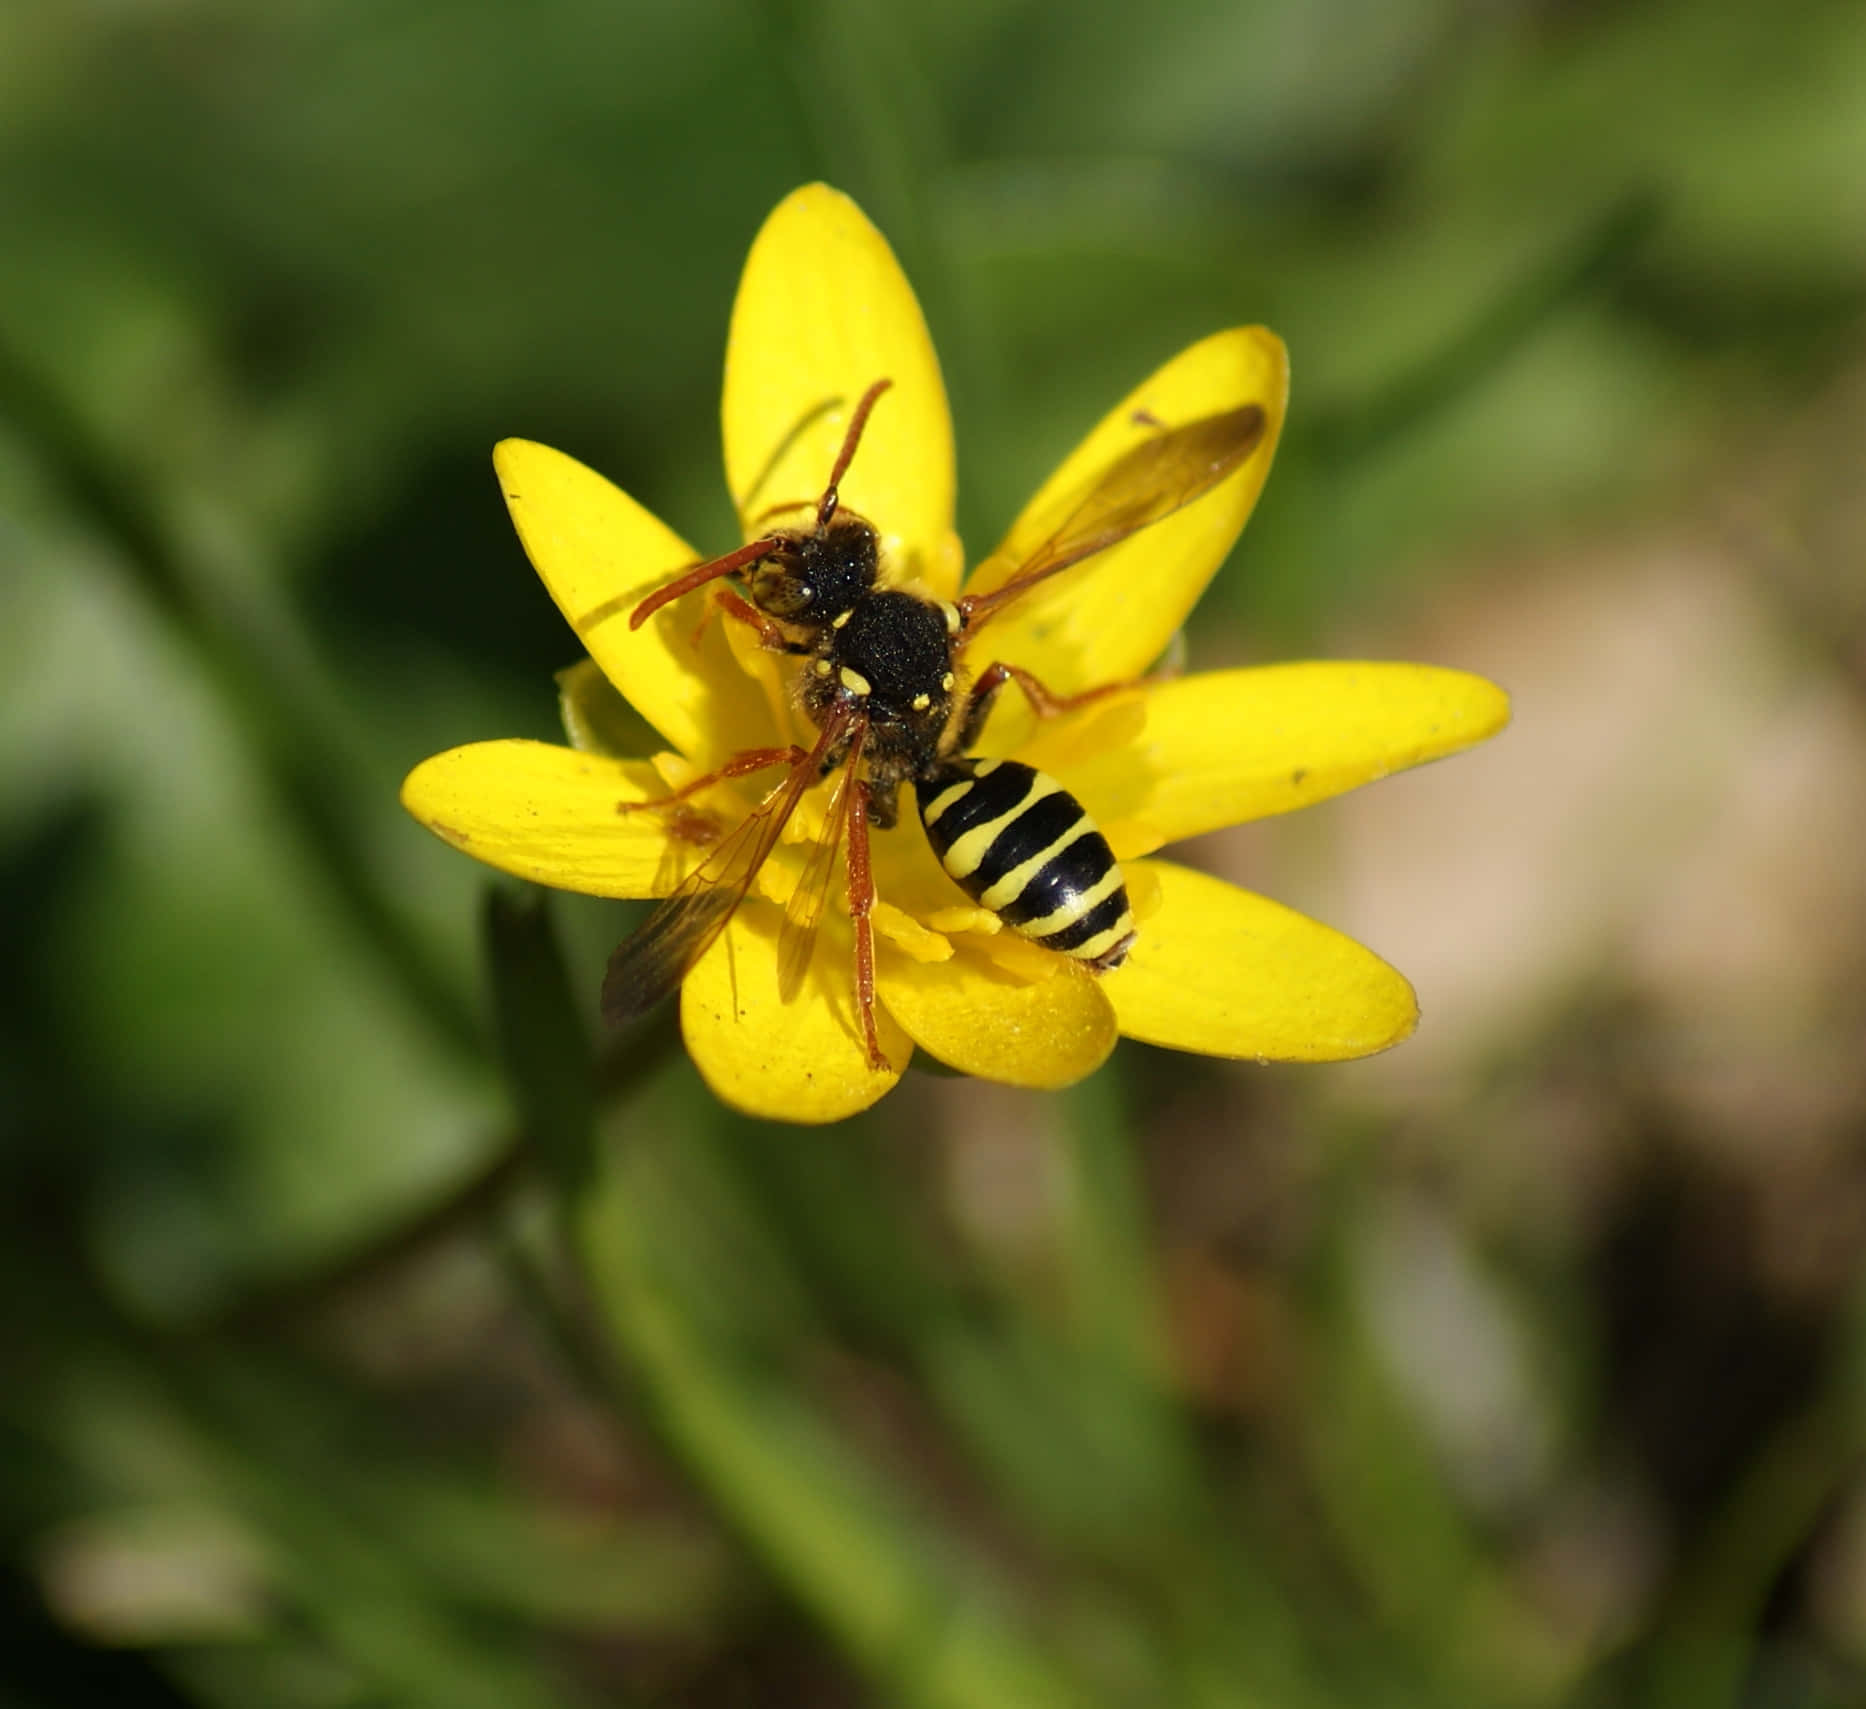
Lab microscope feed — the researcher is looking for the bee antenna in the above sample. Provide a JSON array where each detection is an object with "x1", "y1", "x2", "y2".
[
  {"x1": 815, "y1": 378, "x2": 892, "y2": 530},
  {"x1": 629, "y1": 536, "x2": 782, "y2": 630}
]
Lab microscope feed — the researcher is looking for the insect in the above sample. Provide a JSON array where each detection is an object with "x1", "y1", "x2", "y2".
[{"x1": 603, "y1": 379, "x2": 1267, "y2": 1069}]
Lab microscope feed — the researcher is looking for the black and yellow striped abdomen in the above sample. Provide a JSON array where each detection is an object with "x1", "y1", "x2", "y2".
[{"x1": 914, "y1": 757, "x2": 1136, "y2": 970}]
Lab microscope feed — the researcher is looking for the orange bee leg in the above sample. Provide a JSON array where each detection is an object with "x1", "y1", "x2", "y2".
[
  {"x1": 712, "y1": 586, "x2": 810, "y2": 653},
  {"x1": 846, "y1": 781, "x2": 887, "y2": 1071},
  {"x1": 616, "y1": 746, "x2": 808, "y2": 814},
  {"x1": 957, "y1": 660, "x2": 1147, "y2": 749},
  {"x1": 685, "y1": 595, "x2": 722, "y2": 652},
  {"x1": 969, "y1": 660, "x2": 1142, "y2": 720}
]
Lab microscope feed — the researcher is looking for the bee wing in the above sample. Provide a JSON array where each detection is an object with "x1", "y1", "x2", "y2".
[
  {"x1": 958, "y1": 405, "x2": 1265, "y2": 630},
  {"x1": 775, "y1": 723, "x2": 867, "y2": 1002},
  {"x1": 601, "y1": 714, "x2": 851, "y2": 1026}
]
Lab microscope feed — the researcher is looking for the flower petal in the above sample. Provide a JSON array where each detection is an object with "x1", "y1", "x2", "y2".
[
  {"x1": 964, "y1": 328, "x2": 1287, "y2": 696},
  {"x1": 495, "y1": 439, "x2": 771, "y2": 765},
  {"x1": 1017, "y1": 664, "x2": 1512, "y2": 856},
  {"x1": 556, "y1": 657, "x2": 663, "y2": 758},
  {"x1": 722, "y1": 184, "x2": 961, "y2": 597},
  {"x1": 681, "y1": 901, "x2": 910, "y2": 1123},
  {"x1": 401, "y1": 740, "x2": 695, "y2": 899},
  {"x1": 876, "y1": 945, "x2": 1118, "y2": 1088},
  {"x1": 1105, "y1": 861, "x2": 1416, "y2": 1060}
]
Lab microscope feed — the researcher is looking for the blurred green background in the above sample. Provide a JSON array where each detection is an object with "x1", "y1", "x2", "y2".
[{"x1": 6, "y1": 0, "x2": 1866, "y2": 1703}]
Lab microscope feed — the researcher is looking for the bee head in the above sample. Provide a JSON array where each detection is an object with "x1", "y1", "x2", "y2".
[{"x1": 750, "y1": 512, "x2": 879, "y2": 622}]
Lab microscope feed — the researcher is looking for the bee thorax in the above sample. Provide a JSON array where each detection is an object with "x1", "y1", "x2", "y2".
[{"x1": 830, "y1": 592, "x2": 952, "y2": 705}]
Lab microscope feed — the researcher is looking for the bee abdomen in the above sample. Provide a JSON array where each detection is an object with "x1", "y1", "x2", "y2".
[{"x1": 915, "y1": 758, "x2": 1136, "y2": 970}]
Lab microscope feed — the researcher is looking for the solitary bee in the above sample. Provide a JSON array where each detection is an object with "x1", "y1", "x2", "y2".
[{"x1": 604, "y1": 381, "x2": 1266, "y2": 1068}]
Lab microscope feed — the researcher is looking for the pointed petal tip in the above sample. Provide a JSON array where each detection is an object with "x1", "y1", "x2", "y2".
[
  {"x1": 399, "y1": 740, "x2": 688, "y2": 899},
  {"x1": 1468, "y1": 673, "x2": 1513, "y2": 739},
  {"x1": 726, "y1": 182, "x2": 954, "y2": 589},
  {"x1": 970, "y1": 325, "x2": 1292, "y2": 693},
  {"x1": 1052, "y1": 662, "x2": 1517, "y2": 850},
  {"x1": 772, "y1": 181, "x2": 853, "y2": 216},
  {"x1": 491, "y1": 435, "x2": 547, "y2": 483},
  {"x1": 1105, "y1": 861, "x2": 1422, "y2": 1064}
]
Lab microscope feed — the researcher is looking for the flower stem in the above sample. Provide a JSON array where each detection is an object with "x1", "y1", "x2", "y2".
[
  {"x1": 206, "y1": 903, "x2": 680, "y2": 1336},
  {"x1": 568, "y1": 1127, "x2": 1099, "y2": 1709}
]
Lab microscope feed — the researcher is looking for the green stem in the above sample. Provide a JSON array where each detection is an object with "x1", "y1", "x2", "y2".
[
  {"x1": 482, "y1": 889, "x2": 1099, "y2": 1705},
  {"x1": 572, "y1": 1148, "x2": 1099, "y2": 1709},
  {"x1": 203, "y1": 1006, "x2": 682, "y2": 1335}
]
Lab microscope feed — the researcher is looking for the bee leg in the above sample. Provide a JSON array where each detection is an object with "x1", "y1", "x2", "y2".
[
  {"x1": 846, "y1": 779, "x2": 888, "y2": 1071},
  {"x1": 616, "y1": 745, "x2": 809, "y2": 814},
  {"x1": 713, "y1": 587, "x2": 812, "y2": 654},
  {"x1": 973, "y1": 660, "x2": 1136, "y2": 718},
  {"x1": 685, "y1": 596, "x2": 722, "y2": 652},
  {"x1": 955, "y1": 661, "x2": 1138, "y2": 749},
  {"x1": 864, "y1": 783, "x2": 900, "y2": 830}
]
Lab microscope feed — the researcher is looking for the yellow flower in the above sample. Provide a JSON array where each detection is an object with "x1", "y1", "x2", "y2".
[{"x1": 402, "y1": 184, "x2": 1509, "y2": 1124}]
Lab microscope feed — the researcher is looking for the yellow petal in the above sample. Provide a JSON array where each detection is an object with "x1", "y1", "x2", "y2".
[
  {"x1": 876, "y1": 945, "x2": 1118, "y2": 1088},
  {"x1": 964, "y1": 327, "x2": 1287, "y2": 697},
  {"x1": 556, "y1": 657, "x2": 662, "y2": 758},
  {"x1": 495, "y1": 439, "x2": 771, "y2": 766},
  {"x1": 871, "y1": 902, "x2": 953, "y2": 962},
  {"x1": 722, "y1": 184, "x2": 961, "y2": 597},
  {"x1": 1027, "y1": 664, "x2": 1512, "y2": 855},
  {"x1": 1104, "y1": 861, "x2": 1416, "y2": 1060},
  {"x1": 867, "y1": 810, "x2": 995, "y2": 927},
  {"x1": 681, "y1": 901, "x2": 911, "y2": 1123},
  {"x1": 401, "y1": 740, "x2": 698, "y2": 898}
]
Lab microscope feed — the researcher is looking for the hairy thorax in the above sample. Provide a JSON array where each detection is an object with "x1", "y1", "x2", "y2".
[{"x1": 798, "y1": 589, "x2": 958, "y2": 826}]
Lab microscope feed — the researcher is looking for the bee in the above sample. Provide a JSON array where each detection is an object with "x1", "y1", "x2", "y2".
[{"x1": 603, "y1": 379, "x2": 1266, "y2": 1068}]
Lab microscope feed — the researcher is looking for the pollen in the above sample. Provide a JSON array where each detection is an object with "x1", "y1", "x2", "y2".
[
  {"x1": 831, "y1": 609, "x2": 853, "y2": 629},
  {"x1": 813, "y1": 658, "x2": 833, "y2": 678},
  {"x1": 911, "y1": 692, "x2": 931, "y2": 710},
  {"x1": 839, "y1": 666, "x2": 872, "y2": 696},
  {"x1": 940, "y1": 671, "x2": 955, "y2": 691},
  {"x1": 938, "y1": 600, "x2": 961, "y2": 634}
]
